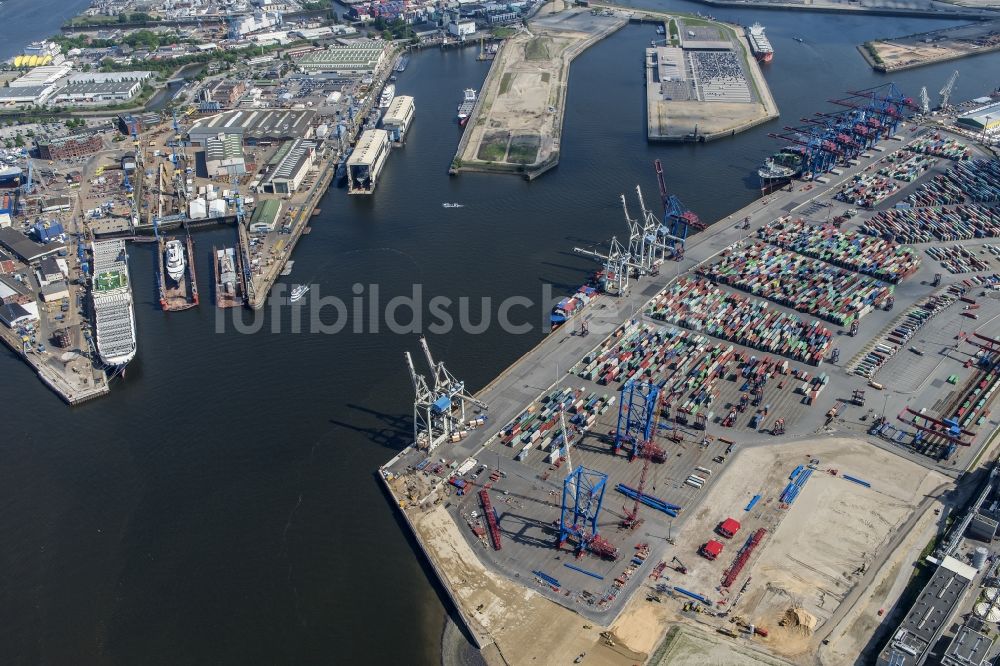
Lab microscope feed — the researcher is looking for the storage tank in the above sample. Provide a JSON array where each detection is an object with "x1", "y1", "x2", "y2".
[
  {"x1": 188, "y1": 198, "x2": 207, "y2": 220},
  {"x1": 974, "y1": 546, "x2": 989, "y2": 570}
]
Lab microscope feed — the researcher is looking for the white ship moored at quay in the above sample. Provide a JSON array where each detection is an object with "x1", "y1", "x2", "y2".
[{"x1": 91, "y1": 239, "x2": 137, "y2": 367}]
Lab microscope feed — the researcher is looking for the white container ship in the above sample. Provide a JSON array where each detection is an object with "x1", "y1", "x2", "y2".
[{"x1": 91, "y1": 239, "x2": 137, "y2": 367}]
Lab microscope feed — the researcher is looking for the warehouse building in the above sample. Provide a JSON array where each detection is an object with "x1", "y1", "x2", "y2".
[
  {"x1": 187, "y1": 109, "x2": 316, "y2": 146},
  {"x1": 204, "y1": 133, "x2": 246, "y2": 178},
  {"x1": 957, "y1": 102, "x2": 1000, "y2": 134},
  {"x1": 262, "y1": 139, "x2": 316, "y2": 195},
  {"x1": 0, "y1": 85, "x2": 60, "y2": 107},
  {"x1": 53, "y1": 80, "x2": 144, "y2": 106},
  {"x1": 37, "y1": 133, "x2": 104, "y2": 160},
  {"x1": 383, "y1": 95, "x2": 415, "y2": 144},
  {"x1": 9, "y1": 64, "x2": 71, "y2": 88},
  {"x1": 294, "y1": 41, "x2": 387, "y2": 74},
  {"x1": 248, "y1": 198, "x2": 282, "y2": 234}
]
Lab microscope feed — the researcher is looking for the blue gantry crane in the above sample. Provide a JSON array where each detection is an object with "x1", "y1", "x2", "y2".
[
  {"x1": 558, "y1": 466, "x2": 617, "y2": 559},
  {"x1": 614, "y1": 380, "x2": 659, "y2": 457},
  {"x1": 655, "y1": 159, "x2": 704, "y2": 260}
]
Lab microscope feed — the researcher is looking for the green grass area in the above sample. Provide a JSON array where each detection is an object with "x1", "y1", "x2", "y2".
[
  {"x1": 477, "y1": 133, "x2": 508, "y2": 161},
  {"x1": 506, "y1": 134, "x2": 540, "y2": 165},
  {"x1": 499, "y1": 72, "x2": 514, "y2": 96},
  {"x1": 525, "y1": 37, "x2": 551, "y2": 61},
  {"x1": 95, "y1": 270, "x2": 127, "y2": 292},
  {"x1": 491, "y1": 27, "x2": 516, "y2": 39}
]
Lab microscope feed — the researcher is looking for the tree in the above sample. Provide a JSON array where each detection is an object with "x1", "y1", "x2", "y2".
[{"x1": 14, "y1": 136, "x2": 23, "y2": 147}]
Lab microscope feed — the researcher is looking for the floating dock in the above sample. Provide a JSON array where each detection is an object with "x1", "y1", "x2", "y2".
[
  {"x1": 158, "y1": 233, "x2": 199, "y2": 311},
  {"x1": 213, "y1": 245, "x2": 243, "y2": 309}
]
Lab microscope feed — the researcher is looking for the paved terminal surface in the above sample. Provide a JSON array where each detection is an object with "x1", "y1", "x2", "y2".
[
  {"x1": 641, "y1": 14, "x2": 779, "y2": 141},
  {"x1": 383, "y1": 124, "x2": 1000, "y2": 662}
]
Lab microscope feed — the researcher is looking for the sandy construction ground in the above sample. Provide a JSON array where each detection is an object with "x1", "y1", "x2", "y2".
[
  {"x1": 456, "y1": 7, "x2": 624, "y2": 174},
  {"x1": 865, "y1": 20, "x2": 1000, "y2": 71},
  {"x1": 607, "y1": 437, "x2": 948, "y2": 662},
  {"x1": 408, "y1": 503, "x2": 646, "y2": 666}
]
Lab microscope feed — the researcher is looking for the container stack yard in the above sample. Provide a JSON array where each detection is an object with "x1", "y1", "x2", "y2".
[{"x1": 382, "y1": 110, "x2": 1000, "y2": 663}]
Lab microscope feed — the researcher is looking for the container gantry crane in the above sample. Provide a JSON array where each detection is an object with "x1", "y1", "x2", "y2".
[{"x1": 655, "y1": 159, "x2": 703, "y2": 260}]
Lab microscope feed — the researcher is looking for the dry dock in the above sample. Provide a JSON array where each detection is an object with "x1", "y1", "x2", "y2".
[
  {"x1": 383, "y1": 125, "x2": 1000, "y2": 662},
  {"x1": 158, "y1": 233, "x2": 200, "y2": 311},
  {"x1": 213, "y1": 245, "x2": 244, "y2": 309}
]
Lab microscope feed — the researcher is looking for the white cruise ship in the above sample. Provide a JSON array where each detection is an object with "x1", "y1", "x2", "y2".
[
  {"x1": 91, "y1": 239, "x2": 137, "y2": 367},
  {"x1": 379, "y1": 84, "x2": 396, "y2": 109}
]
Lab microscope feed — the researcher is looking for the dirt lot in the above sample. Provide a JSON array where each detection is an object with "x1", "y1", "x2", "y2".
[{"x1": 650, "y1": 625, "x2": 793, "y2": 666}]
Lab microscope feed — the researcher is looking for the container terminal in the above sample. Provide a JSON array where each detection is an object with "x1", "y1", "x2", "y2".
[{"x1": 381, "y1": 91, "x2": 1000, "y2": 663}]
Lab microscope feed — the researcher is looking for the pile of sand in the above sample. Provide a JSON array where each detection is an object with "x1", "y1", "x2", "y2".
[{"x1": 781, "y1": 608, "x2": 818, "y2": 632}]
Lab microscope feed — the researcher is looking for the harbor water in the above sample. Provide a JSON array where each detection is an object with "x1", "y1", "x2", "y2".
[{"x1": 2, "y1": 1, "x2": 1000, "y2": 663}]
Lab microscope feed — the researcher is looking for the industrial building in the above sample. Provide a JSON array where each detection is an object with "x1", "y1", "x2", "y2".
[
  {"x1": 382, "y1": 95, "x2": 415, "y2": 144},
  {"x1": 942, "y1": 623, "x2": 994, "y2": 666},
  {"x1": 347, "y1": 129, "x2": 389, "y2": 195},
  {"x1": 448, "y1": 20, "x2": 477, "y2": 37},
  {"x1": 248, "y1": 199, "x2": 282, "y2": 234},
  {"x1": 40, "y1": 281, "x2": 70, "y2": 303},
  {"x1": 0, "y1": 275, "x2": 31, "y2": 305},
  {"x1": 204, "y1": 133, "x2": 247, "y2": 178},
  {"x1": 53, "y1": 80, "x2": 144, "y2": 106},
  {"x1": 0, "y1": 228, "x2": 63, "y2": 263},
  {"x1": 0, "y1": 302, "x2": 36, "y2": 328},
  {"x1": 294, "y1": 41, "x2": 387, "y2": 74},
  {"x1": 116, "y1": 113, "x2": 161, "y2": 137},
  {"x1": 0, "y1": 85, "x2": 59, "y2": 107},
  {"x1": 37, "y1": 133, "x2": 104, "y2": 161},
  {"x1": 187, "y1": 109, "x2": 316, "y2": 146},
  {"x1": 877, "y1": 556, "x2": 977, "y2": 666},
  {"x1": 262, "y1": 139, "x2": 316, "y2": 195},
  {"x1": 957, "y1": 102, "x2": 1000, "y2": 134},
  {"x1": 203, "y1": 79, "x2": 248, "y2": 108}
]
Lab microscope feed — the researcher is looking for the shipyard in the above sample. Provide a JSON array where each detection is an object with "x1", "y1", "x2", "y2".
[
  {"x1": 382, "y1": 82, "x2": 1000, "y2": 664},
  {"x1": 7, "y1": 0, "x2": 1000, "y2": 662}
]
